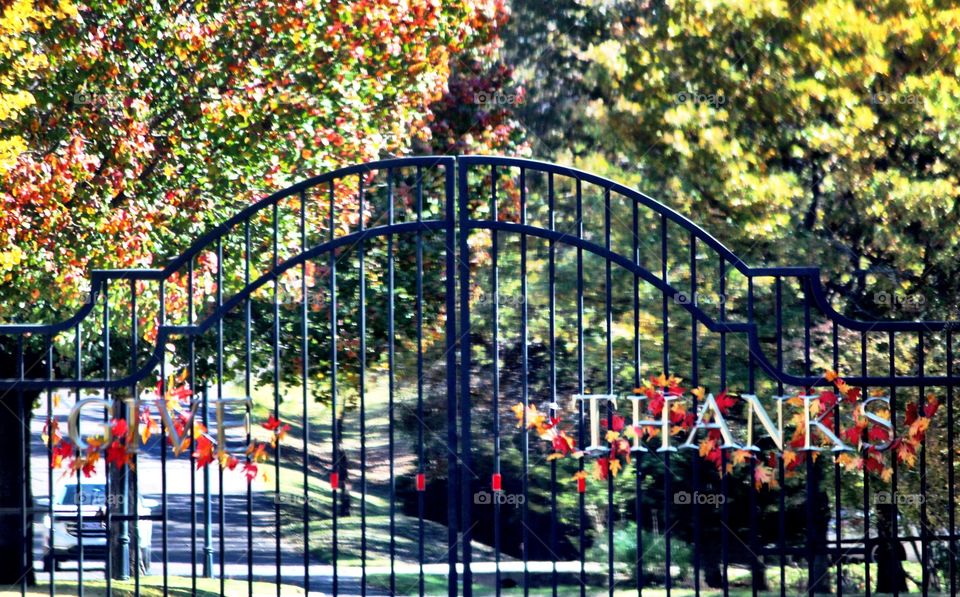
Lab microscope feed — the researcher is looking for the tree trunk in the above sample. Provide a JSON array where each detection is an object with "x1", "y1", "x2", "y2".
[
  {"x1": 336, "y1": 410, "x2": 350, "y2": 517},
  {"x1": 875, "y1": 503, "x2": 907, "y2": 593}
]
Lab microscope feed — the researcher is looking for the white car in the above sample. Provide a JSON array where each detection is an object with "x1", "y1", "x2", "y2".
[{"x1": 39, "y1": 483, "x2": 156, "y2": 572}]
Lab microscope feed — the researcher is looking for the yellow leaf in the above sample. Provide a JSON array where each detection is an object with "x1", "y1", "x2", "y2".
[
  {"x1": 783, "y1": 450, "x2": 798, "y2": 467},
  {"x1": 605, "y1": 429, "x2": 620, "y2": 443},
  {"x1": 546, "y1": 452, "x2": 564, "y2": 461},
  {"x1": 699, "y1": 438, "x2": 715, "y2": 458},
  {"x1": 881, "y1": 467, "x2": 893, "y2": 483},
  {"x1": 732, "y1": 449, "x2": 752, "y2": 466},
  {"x1": 609, "y1": 459, "x2": 622, "y2": 477},
  {"x1": 909, "y1": 417, "x2": 930, "y2": 438}
]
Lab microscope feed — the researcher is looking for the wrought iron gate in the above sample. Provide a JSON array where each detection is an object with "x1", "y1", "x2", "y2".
[{"x1": 2, "y1": 155, "x2": 958, "y2": 596}]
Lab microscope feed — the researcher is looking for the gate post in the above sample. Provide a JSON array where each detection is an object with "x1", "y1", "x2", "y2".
[
  {"x1": 447, "y1": 157, "x2": 463, "y2": 595},
  {"x1": 455, "y1": 157, "x2": 476, "y2": 596},
  {"x1": 110, "y1": 397, "x2": 131, "y2": 580}
]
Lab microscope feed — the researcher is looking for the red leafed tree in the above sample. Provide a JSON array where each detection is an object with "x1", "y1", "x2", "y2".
[{"x1": 0, "y1": 0, "x2": 523, "y2": 583}]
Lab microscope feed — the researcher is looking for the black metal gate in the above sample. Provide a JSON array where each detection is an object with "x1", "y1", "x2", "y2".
[{"x1": 2, "y1": 155, "x2": 958, "y2": 596}]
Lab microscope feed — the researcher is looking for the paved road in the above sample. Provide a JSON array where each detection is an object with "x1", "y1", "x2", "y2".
[{"x1": 27, "y1": 390, "x2": 382, "y2": 595}]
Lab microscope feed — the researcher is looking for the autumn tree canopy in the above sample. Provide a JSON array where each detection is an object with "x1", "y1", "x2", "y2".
[{"x1": 0, "y1": 0, "x2": 519, "y2": 321}]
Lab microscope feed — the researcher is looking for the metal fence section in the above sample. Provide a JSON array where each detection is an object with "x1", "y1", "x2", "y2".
[{"x1": 0, "y1": 155, "x2": 957, "y2": 596}]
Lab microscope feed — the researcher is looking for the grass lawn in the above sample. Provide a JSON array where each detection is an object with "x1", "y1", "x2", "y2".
[{"x1": 6, "y1": 576, "x2": 303, "y2": 596}]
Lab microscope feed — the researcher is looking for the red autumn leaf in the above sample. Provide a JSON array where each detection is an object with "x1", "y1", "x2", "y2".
[
  {"x1": 552, "y1": 431, "x2": 575, "y2": 454},
  {"x1": 896, "y1": 441, "x2": 917, "y2": 466},
  {"x1": 819, "y1": 390, "x2": 837, "y2": 409},
  {"x1": 648, "y1": 394, "x2": 664, "y2": 417},
  {"x1": 863, "y1": 447, "x2": 884, "y2": 473},
  {"x1": 905, "y1": 402, "x2": 919, "y2": 425},
  {"x1": 845, "y1": 387, "x2": 861, "y2": 403},
  {"x1": 243, "y1": 461, "x2": 258, "y2": 482},
  {"x1": 193, "y1": 434, "x2": 215, "y2": 469},
  {"x1": 705, "y1": 446, "x2": 722, "y2": 469},
  {"x1": 81, "y1": 458, "x2": 97, "y2": 478},
  {"x1": 611, "y1": 414, "x2": 625, "y2": 432},
  {"x1": 262, "y1": 414, "x2": 282, "y2": 431},
  {"x1": 52, "y1": 441, "x2": 73, "y2": 468},
  {"x1": 715, "y1": 390, "x2": 737, "y2": 414},
  {"x1": 111, "y1": 418, "x2": 128, "y2": 440},
  {"x1": 924, "y1": 397, "x2": 940, "y2": 418},
  {"x1": 669, "y1": 407, "x2": 686, "y2": 425},
  {"x1": 105, "y1": 441, "x2": 128, "y2": 470},
  {"x1": 842, "y1": 426, "x2": 863, "y2": 446},
  {"x1": 595, "y1": 457, "x2": 609, "y2": 480},
  {"x1": 867, "y1": 425, "x2": 890, "y2": 444}
]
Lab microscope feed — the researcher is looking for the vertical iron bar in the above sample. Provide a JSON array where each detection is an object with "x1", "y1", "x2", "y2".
[
  {"x1": 576, "y1": 177, "x2": 586, "y2": 597},
  {"x1": 632, "y1": 193, "x2": 640, "y2": 597},
  {"x1": 131, "y1": 279, "x2": 140, "y2": 597},
  {"x1": 634, "y1": 196, "x2": 644, "y2": 597},
  {"x1": 103, "y1": 279, "x2": 112, "y2": 595},
  {"x1": 804, "y1": 281, "x2": 814, "y2": 596},
  {"x1": 386, "y1": 171, "x2": 396, "y2": 596},
  {"x1": 661, "y1": 214, "x2": 671, "y2": 596},
  {"x1": 604, "y1": 187, "x2": 614, "y2": 597},
  {"x1": 217, "y1": 235, "x2": 226, "y2": 597},
  {"x1": 919, "y1": 332, "x2": 928, "y2": 595},
  {"x1": 747, "y1": 277, "x2": 758, "y2": 597},
  {"x1": 189, "y1": 257, "x2": 197, "y2": 593},
  {"x1": 329, "y1": 180, "x2": 339, "y2": 597},
  {"x1": 775, "y1": 276, "x2": 785, "y2": 597},
  {"x1": 691, "y1": 234, "x2": 700, "y2": 597},
  {"x1": 491, "y1": 165, "x2": 502, "y2": 596},
  {"x1": 889, "y1": 328, "x2": 899, "y2": 597},
  {"x1": 548, "y1": 172, "x2": 558, "y2": 597},
  {"x1": 202, "y1": 386, "x2": 212, "y2": 579},
  {"x1": 415, "y1": 166, "x2": 426, "y2": 596},
  {"x1": 159, "y1": 280, "x2": 168, "y2": 593},
  {"x1": 948, "y1": 330, "x2": 956, "y2": 596},
  {"x1": 17, "y1": 337, "x2": 26, "y2": 597},
  {"x1": 832, "y1": 320, "x2": 841, "y2": 596},
  {"x1": 272, "y1": 203, "x2": 281, "y2": 597},
  {"x1": 719, "y1": 257, "x2": 728, "y2": 597},
  {"x1": 46, "y1": 334, "x2": 54, "y2": 597},
  {"x1": 245, "y1": 218, "x2": 253, "y2": 596},
  {"x1": 301, "y1": 189, "x2": 311, "y2": 594},
  {"x1": 863, "y1": 331, "x2": 871, "y2": 597},
  {"x1": 455, "y1": 158, "x2": 468, "y2": 596},
  {"x1": 74, "y1": 319, "x2": 83, "y2": 597},
  {"x1": 520, "y1": 168, "x2": 530, "y2": 596},
  {"x1": 358, "y1": 176, "x2": 367, "y2": 596}
]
